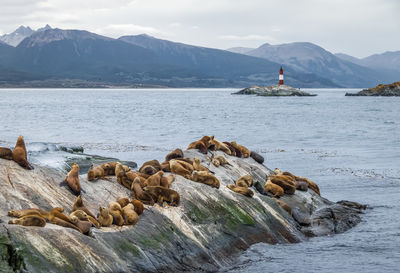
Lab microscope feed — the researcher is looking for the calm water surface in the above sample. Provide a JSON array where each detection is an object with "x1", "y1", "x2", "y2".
[{"x1": 0, "y1": 88, "x2": 399, "y2": 272}]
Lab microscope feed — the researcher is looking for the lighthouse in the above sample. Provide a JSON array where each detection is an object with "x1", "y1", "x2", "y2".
[{"x1": 279, "y1": 66, "x2": 284, "y2": 85}]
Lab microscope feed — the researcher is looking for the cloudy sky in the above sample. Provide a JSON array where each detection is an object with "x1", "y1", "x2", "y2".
[{"x1": 0, "y1": 0, "x2": 399, "y2": 58}]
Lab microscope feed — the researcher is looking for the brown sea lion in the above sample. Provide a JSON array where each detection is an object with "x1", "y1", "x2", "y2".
[
  {"x1": 109, "y1": 202, "x2": 124, "y2": 226},
  {"x1": 8, "y1": 215, "x2": 46, "y2": 227},
  {"x1": 8, "y1": 208, "x2": 49, "y2": 219},
  {"x1": 126, "y1": 172, "x2": 146, "y2": 187},
  {"x1": 224, "y1": 142, "x2": 241, "y2": 157},
  {"x1": 73, "y1": 195, "x2": 96, "y2": 219},
  {"x1": 276, "y1": 200, "x2": 292, "y2": 216},
  {"x1": 145, "y1": 171, "x2": 164, "y2": 187},
  {"x1": 48, "y1": 215, "x2": 82, "y2": 233},
  {"x1": 116, "y1": 197, "x2": 131, "y2": 208},
  {"x1": 250, "y1": 151, "x2": 264, "y2": 164},
  {"x1": 187, "y1": 136, "x2": 213, "y2": 154},
  {"x1": 131, "y1": 199, "x2": 144, "y2": 215},
  {"x1": 100, "y1": 162, "x2": 118, "y2": 175},
  {"x1": 211, "y1": 158, "x2": 220, "y2": 167},
  {"x1": 161, "y1": 161, "x2": 171, "y2": 172},
  {"x1": 122, "y1": 203, "x2": 139, "y2": 225},
  {"x1": 87, "y1": 166, "x2": 105, "y2": 181},
  {"x1": 160, "y1": 174, "x2": 175, "y2": 188},
  {"x1": 63, "y1": 163, "x2": 81, "y2": 195},
  {"x1": 191, "y1": 170, "x2": 220, "y2": 188},
  {"x1": 98, "y1": 207, "x2": 113, "y2": 227},
  {"x1": 268, "y1": 176, "x2": 296, "y2": 195},
  {"x1": 0, "y1": 147, "x2": 13, "y2": 160},
  {"x1": 264, "y1": 179, "x2": 284, "y2": 197},
  {"x1": 70, "y1": 215, "x2": 92, "y2": 235},
  {"x1": 131, "y1": 178, "x2": 155, "y2": 205},
  {"x1": 144, "y1": 186, "x2": 180, "y2": 206},
  {"x1": 70, "y1": 210, "x2": 100, "y2": 228},
  {"x1": 235, "y1": 174, "x2": 253, "y2": 188},
  {"x1": 49, "y1": 207, "x2": 72, "y2": 223},
  {"x1": 170, "y1": 159, "x2": 192, "y2": 179},
  {"x1": 12, "y1": 136, "x2": 33, "y2": 169},
  {"x1": 214, "y1": 155, "x2": 231, "y2": 166},
  {"x1": 226, "y1": 184, "x2": 254, "y2": 197},
  {"x1": 115, "y1": 163, "x2": 133, "y2": 189},
  {"x1": 165, "y1": 148, "x2": 184, "y2": 162},
  {"x1": 139, "y1": 160, "x2": 161, "y2": 175},
  {"x1": 231, "y1": 141, "x2": 250, "y2": 158},
  {"x1": 210, "y1": 138, "x2": 231, "y2": 155}
]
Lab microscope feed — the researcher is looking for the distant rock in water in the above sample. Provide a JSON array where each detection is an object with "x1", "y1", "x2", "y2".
[
  {"x1": 233, "y1": 85, "x2": 316, "y2": 96},
  {"x1": 345, "y1": 81, "x2": 400, "y2": 96}
]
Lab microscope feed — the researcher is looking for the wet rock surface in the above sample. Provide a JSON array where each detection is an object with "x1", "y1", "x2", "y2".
[
  {"x1": 233, "y1": 85, "x2": 316, "y2": 96},
  {"x1": 0, "y1": 149, "x2": 364, "y2": 272},
  {"x1": 345, "y1": 81, "x2": 400, "y2": 96}
]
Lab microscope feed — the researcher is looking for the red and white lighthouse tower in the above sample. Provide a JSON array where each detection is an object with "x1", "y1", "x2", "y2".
[{"x1": 279, "y1": 66, "x2": 284, "y2": 85}]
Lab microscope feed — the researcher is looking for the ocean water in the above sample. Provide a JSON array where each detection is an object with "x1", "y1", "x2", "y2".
[{"x1": 0, "y1": 88, "x2": 399, "y2": 272}]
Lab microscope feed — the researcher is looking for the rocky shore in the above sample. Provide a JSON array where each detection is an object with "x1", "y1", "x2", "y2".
[
  {"x1": 0, "y1": 149, "x2": 365, "y2": 272},
  {"x1": 233, "y1": 85, "x2": 316, "y2": 96},
  {"x1": 346, "y1": 81, "x2": 400, "y2": 96}
]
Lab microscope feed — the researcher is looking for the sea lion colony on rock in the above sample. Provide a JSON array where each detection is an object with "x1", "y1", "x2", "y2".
[{"x1": 5, "y1": 135, "x2": 321, "y2": 232}]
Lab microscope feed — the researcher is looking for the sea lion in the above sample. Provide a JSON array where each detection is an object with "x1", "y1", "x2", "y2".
[
  {"x1": 87, "y1": 166, "x2": 105, "y2": 181},
  {"x1": 49, "y1": 207, "x2": 72, "y2": 223},
  {"x1": 224, "y1": 142, "x2": 241, "y2": 157},
  {"x1": 264, "y1": 179, "x2": 284, "y2": 197},
  {"x1": 273, "y1": 169, "x2": 319, "y2": 194},
  {"x1": 126, "y1": 172, "x2": 146, "y2": 188},
  {"x1": 73, "y1": 195, "x2": 96, "y2": 219},
  {"x1": 139, "y1": 160, "x2": 161, "y2": 175},
  {"x1": 8, "y1": 215, "x2": 46, "y2": 227},
  {"x1": 115, "y1": 163, "x2": 132, "y2": 189},
  {"x1": 210, "y1": 138, "x2": 231, "y2": 155},
  {"x1": 295, "y1": 181, "x2": 309, "y2": 191},
  {"x1": 231, "y1": 141, "x2": 250, "y2": 158},
  {"x1": 100, "y1": 162, "x2": 118, "y2": 175},
  {"x1": 63, "y1": 163, "x2": 81, "y2": 195},
  {"x1": 12, "y1": 136, "x2": 33, "y2": 170},
  {"x1": 131, "y1": 178, "x2": 155, "y2": 205},
  {"x1": 70, "y1": 215, "x2": 92, "y2": 235},
  {"x1": 8, "y1": 208, "x2": 49, "y2": 219},
  {"x1": 214, "y1": 155, "x2": 231, "y2": 166},
  {"x1": 193, "y1": 157, "x2": 210, "y2": 172},
  {"x1": 187, "y1": 136, "x2": 213, "y2": 154},
  {"x1": 165, "y1": 148, "x2": 184, "y2": 162},
  {"x1": 235, "y1": 174, "x2": 253, "y2": 188},
  {"x1": 276, "y1": 200, "x2": 292, "y2": 216},
  {"x1": 160, "y1": 174, "x2": 175, "y2": 188},
  {"x1": 191, "y1": 170, "x2": 220, "y2": 188},
  {"x1": 250, "y1": 151, "x2": 264, "y2": 164},
  {"x1": 0, "y1": 147, "x2": 13, "y2": 160},
  {"x1": 170, "y1": 159, "x2": 192, "y2": 179},
  {"x1": 48, "y1": 215, "x2": 82, "y2": 233},
  {"x1": 145, "y1": 171, "x2": 164, "y2": 187},
  {"x1": 268, "y1": 176, "x2": 296, "y2": 195},
  {"x1": 226, "y1": 184, "x2": 254, "y2": 197},
  {"x1": 98, "y1": 207, "x2": 113, "y2": 227},
  {"x1": 116, "y1": 197, "x2": 130, "y2": 208},
  {"x1": 161, "y1": 161, "x2": 171, "y2": 172},
  {"x1": 70, "y1": 210, "x2": 100, "y2": 228},
  {"x1": 109, "y1": 202, "x2": 124, "y2": 226},
  {"x1": 122, "y1": 203, "x2": 139, "y2": 225},
  {"x1": 131, "y1": 199, "x2": 144, "y2": 215},
  {"x1": 211, "y1": 158, "x2": 220, "y2": 167},
  {"x1": 144, "y1": 186, "x2": 180, "y2": 206}
]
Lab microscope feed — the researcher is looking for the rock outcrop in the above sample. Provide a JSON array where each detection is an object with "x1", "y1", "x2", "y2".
[
  {"x1": 0, "y1": 149, "x2": 364, "y2": 272},
  {"x1": 233, "y1": 85, "x2": 316, "y2": 96},
  {"x1": 345, "y1": 81, "x2": 400, "y2": 96}
]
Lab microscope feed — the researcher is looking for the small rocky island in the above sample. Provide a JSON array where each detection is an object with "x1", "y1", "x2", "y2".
[
  {"x1": 346, "y1": 81, "x2": 400, "y2": 96},
  {"x1": 233, "y1": 85, "x2": 316, "y2": 96}
]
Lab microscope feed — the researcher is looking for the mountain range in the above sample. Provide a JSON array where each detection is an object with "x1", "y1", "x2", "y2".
[{"x1": 0, "y1": 25, "x2": 398, "y2": 88}]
